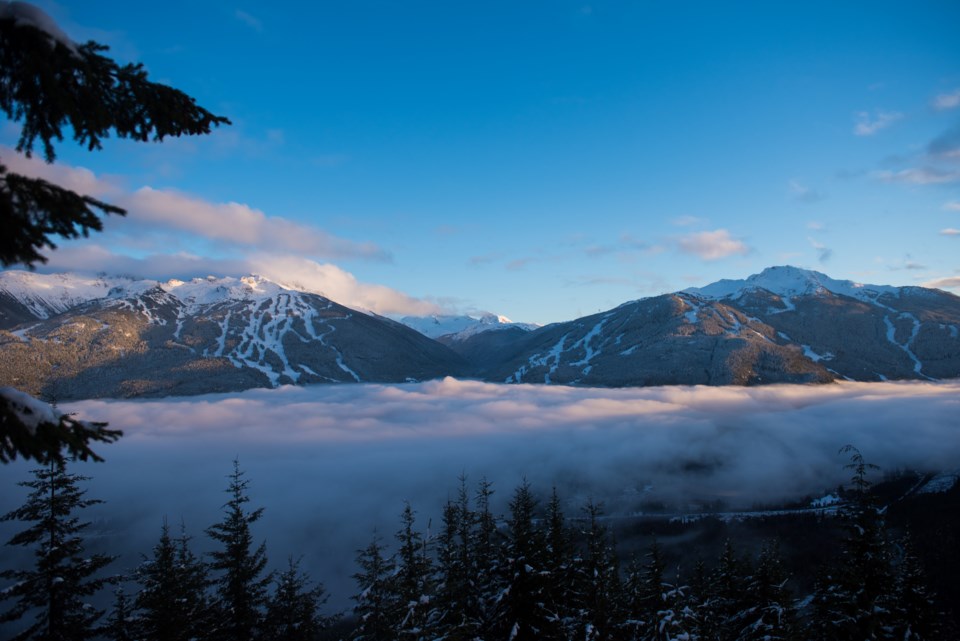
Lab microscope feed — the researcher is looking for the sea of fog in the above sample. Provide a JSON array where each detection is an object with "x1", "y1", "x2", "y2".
[{"x1": 1, "y1": 377, "x2": 958, "y2": 611}]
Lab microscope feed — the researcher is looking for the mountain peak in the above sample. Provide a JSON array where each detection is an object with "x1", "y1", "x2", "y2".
[{"x1": 685, "y1": 265, "x2": 899, "y2": 303}]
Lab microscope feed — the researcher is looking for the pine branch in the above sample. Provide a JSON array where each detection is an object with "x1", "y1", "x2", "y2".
[{"x1": 0, "y1": 163, "x2": 126, "y2": 266}]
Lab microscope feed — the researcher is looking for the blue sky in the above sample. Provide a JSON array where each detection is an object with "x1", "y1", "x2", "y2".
[{"x1": 4, "y1": 0, "x2": 960, "y2": 324}]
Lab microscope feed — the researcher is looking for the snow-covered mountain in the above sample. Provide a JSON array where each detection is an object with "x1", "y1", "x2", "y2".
[
  {"x1": 446, "y1": 266, "x2": 960, "y2": 385},
  {"x1": 0, "y1": 271, "x2": 466, "y2": 399},
  {"x1": 2, "y1": 266, "x2": 958, "y2": 398},
  {"x1": 684, "y1": 265, "x2": 900, "y2": 304},
  {"x1": 398, "y1": 312, "x2": 538, "y2": 340}
]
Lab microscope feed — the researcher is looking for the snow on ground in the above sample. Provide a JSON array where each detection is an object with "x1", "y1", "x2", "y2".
[{"x1": 917, "y1": 471, "x2": 960, "y2": 494}]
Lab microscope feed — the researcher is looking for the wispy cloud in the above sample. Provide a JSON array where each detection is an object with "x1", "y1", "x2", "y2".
[
  {"x1": 940, "y1": 228, "x2": 960, "y2": 237},
  {"x1": 873, "y1": 167, "x2": 960, "y2": 185},
  {"x1": 671, "y1": 215, "x2": 707, "y2": 227},
  {"x1": 924, "y1": 276, "x2": 960, "y2": 290},
  {"x1": 788, "y1": 180, "x2": 825, "y2": 203},
  {"x1": 676, "y1": 229, "x2": 750, "y2": 261},
  {"x1": 853, "y1": 110, "x2": 903, "y2": 136},
  {"x1": 583, "y1": 233, "x2": 656, "y2": 259},
  {"x1": 932, "y1": 88, "x2": 960, "y2": 111},
  {"x1": 927, "y1": 123, "x2": 960, "y2": 160},
  {"x1": 808, "y1": 237, "x2": 833, "y2": 263},
  {"x1": 506, "y1": 257, "x2": 536, "y2": 271},
  {"x1": 234, "y1": 9, "x2": 262, "y2": 31},
  {"x1": 944, "y1": 201, "x2": 960, "y2": 212},
  {"x1": 467, "y1": 252, "x2": 504, "y2": 267}
]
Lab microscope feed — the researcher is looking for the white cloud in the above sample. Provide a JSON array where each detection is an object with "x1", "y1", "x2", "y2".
[
  {"x1": 943, "y1": 201, "x2": 960, "y2": 212},
  {"x1": 940, "y1": 228, "x2": 960, "y2": 237},
  {"x1": 246, "y1": 254, "x2": 444, "y2": 316},
  {"x1": 37, "y1": 246, "x2": 442, "y2": 316},
  {"x1": 122, "y1": 187, "x2": 390, "y2": 262},
  {"x1": 853, "y1": 110, "x2": 902, "y2": 136},
  {"x1": 3, "y1": 147, "x2": 387, "y2": 262},
  {"x1": 1, "y1": 379, "x2": 956, "y2": 609},
  {"x1": 924, "y1": 276, "x2": 960, "y2": 290},
  {"x1": 932, "y1": 88, "x2": 960, "y2": 111},
  {"x1": 1, "y1": 146, "x2": 120, "y2": 198},
  {"x1": 676, "y1": 229, "x2": 750, "y2": 260},
  {"x1": 873, "y1": 167, "x2": 960, "y2": 185}
]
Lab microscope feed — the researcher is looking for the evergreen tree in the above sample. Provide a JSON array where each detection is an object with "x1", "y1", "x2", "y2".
[
  {"x1": 350, "y1": 533, "x2": 396, "y2": 641},
  {"x1": 1, "y1": 1, "x2": 225, "y2": 467},
  {"x1": 543, "y1": 487, "x2": 575, "y2": 637},
  {"x1": 135, "y1": 520, "x2": 211, "y2": 641},
  {"x1": 890, "y1": 533, "x2": 939, "y2": 640},
  {"x1": 702, "y1": 539, "x2": 749, "y2": 641},
  {"x1": 572, "y1": 500, "x2": 620, "y2": 640},
  {"x1": 263, "y1": 557, "x2": 334, "y2": 641},
  {"x1": 205, "y1": 460, "x2": 272, "y2": 641},
  {"x1": 811, "y1": 445, "x2": 893, "y2": 640},
  {"x1": 430, "y1": 499, "x2": 466, "y2": 639},
  {"x1": 625, "y1": 540, "x2": 697, "y2": 641},
  {"x1": 392, "y1": 503, "x2": 433, "y2": 639},
  {"x1": 0, "y1": 2, "x2": 229, "y2": 268},
  {"x1": 0, "y1": 459, "x2": 114, "y2": 640},
  {"x1": 104, "y1": 584, "x2": 136, "y2": 641},
  {"x1": 735, "y1": 541, "x2": 796, "y2": 641},
  {"x1": 489, "y1": 480, "x2": 559, "y2": 640},
  {"x1": 0, "y1": 388, "x2": 121, "y2": 465},
  {"x1": 472, "y1": 477, "x2": 501, "y2": 632}
]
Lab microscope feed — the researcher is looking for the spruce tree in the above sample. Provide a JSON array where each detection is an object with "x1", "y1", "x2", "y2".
[
  {"x1": 205, "y1": 460, "x2": 272, "y2": 641},
  {"x1": 811, "y1": 445, "x2": 893, "y2": 640},
  {"x1": 890, "y1": 533, "x2": 939, "y2": 640},
  {"x1": 572, "y1": 500, "x2": 620, "y2": 640},
  {"x1": 104, "y1": 584, "x2": 136, "y2": 641},
  {"x1": 543, "y1": 487, "x2": 575, "y2": 637},
  {"x1": 706, "y1": 539, "x2": 749, "y2": 641},
  {"x1": 350, "y1": 533, "x2": 396, "y2": 641},
  {"x1": 490, "y1": 481, "x2": 560, "y2": 640},
  {"x1": 736, "y1": 541, "x2": 796, "y2": 641},
  {"x1": 0, "y1": 459, "x2": 114, "y2": 640},
  {"x1": 0, "y1": 3, "x2": 229, "y2": 268},
  {"x1": 472, "y1": 477, "x2": 500, "y2": 632},
  {"x1": 263, "y1": 557, "x2": 333, "y2": 641},
  {"x1": 392, "y1": 503, "x2": 433, "y2": 639},
  {"x1": 135, "y1": 520, "x2": 211, "y2": 641}
]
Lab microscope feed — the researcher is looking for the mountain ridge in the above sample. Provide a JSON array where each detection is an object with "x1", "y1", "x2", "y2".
[{"x1": 1, "y1": 266, "x2": 958, "y2": 399}]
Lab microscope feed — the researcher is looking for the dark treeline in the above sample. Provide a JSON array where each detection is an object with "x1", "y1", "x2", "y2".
[{"x1": 0, "y1": 447, "x2": 950, "y2": 640}]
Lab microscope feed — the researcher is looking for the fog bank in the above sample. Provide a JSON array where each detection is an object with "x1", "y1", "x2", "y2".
[{"x1": 1, "y1": 378, "x2": 957, "y2": 609}]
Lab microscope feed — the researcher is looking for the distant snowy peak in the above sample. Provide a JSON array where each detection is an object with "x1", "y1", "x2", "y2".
[
  {"x1": 0, "y1": 271, "x2": 310, "y2": 316},
  {"x1": 0, "y1": 271, "x2": 120, "y2": 318},
  {"x1": 399, "y1": 313, "x2": 538, "y2": 340},
  {"x1": 685, "y1": 265, "x2": 900, "y2": 304},
  {"x1": 161, "y1": 274, "x2": 301, "y2": 307}
]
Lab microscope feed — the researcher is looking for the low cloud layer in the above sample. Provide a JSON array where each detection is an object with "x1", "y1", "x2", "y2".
[{"x1": 2, "y1": 379, "x2": 957, "y2": 608}]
